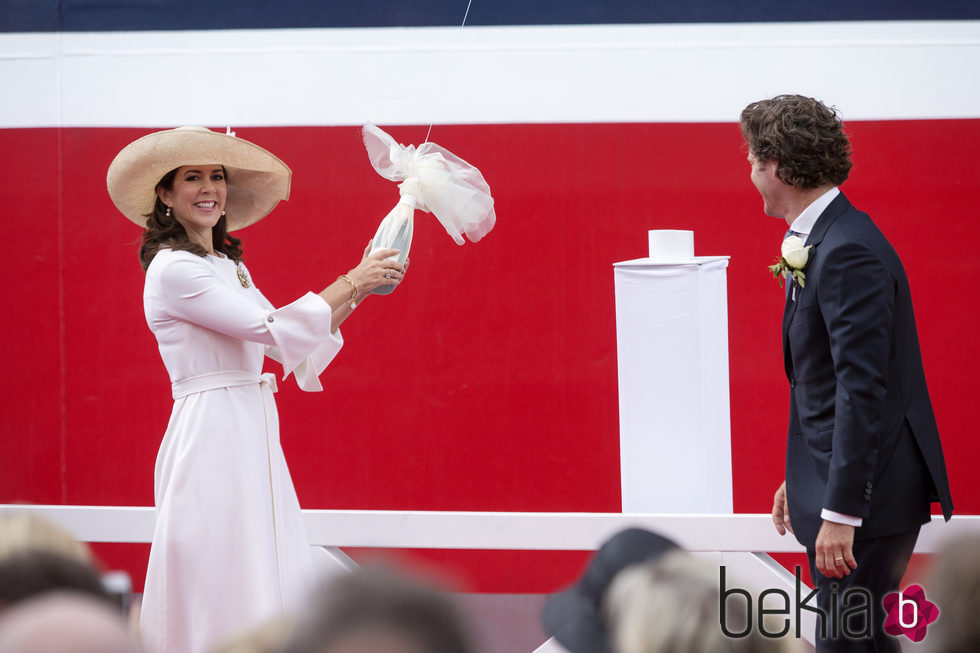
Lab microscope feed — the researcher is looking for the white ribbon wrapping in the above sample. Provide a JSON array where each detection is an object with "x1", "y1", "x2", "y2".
[{"x1": 363, "y1": 124, "x2": 496, "y2": 275}]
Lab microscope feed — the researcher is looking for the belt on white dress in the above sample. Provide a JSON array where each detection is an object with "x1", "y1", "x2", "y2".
[
  {"x1": 171, "y1": 370, "x2": 278, "y2": 400},
  {"x1": 169, "y1": 369, "x2": 289, "y2": 606}
]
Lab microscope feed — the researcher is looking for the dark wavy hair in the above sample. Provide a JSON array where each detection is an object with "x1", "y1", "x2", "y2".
[
  {"x1": 138, "y1": 167, "x2": 244, "y2": 270},
  {"x1": 740, "y1": 94, "x2": 852, "y2": 189}
]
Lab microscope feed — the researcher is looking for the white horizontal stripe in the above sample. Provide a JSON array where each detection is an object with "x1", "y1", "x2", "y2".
[
  {"x1": 1, "y1": 505, "x2": 975, "y2": 552},
  {"x1": 1, "y1": 21, "x2": 978, "y2": 128}
]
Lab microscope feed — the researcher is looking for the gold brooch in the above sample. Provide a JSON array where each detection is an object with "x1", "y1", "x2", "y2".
[{"x1": 236, "y1": 263, "x2": 251, "y2": 288}]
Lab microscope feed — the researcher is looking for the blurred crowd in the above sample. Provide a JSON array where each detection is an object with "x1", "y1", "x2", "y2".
[{"x1": 0, "y1": 511, "x2": 976, "y2": 653}]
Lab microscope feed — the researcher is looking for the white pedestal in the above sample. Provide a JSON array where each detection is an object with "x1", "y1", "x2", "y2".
[{"x1": 613, "y1": 256, "x2": 733, "y2": 514}]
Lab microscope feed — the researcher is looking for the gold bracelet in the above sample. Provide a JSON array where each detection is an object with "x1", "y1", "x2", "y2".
[{"x1": 337, "y1": 274, "x2": 358, "y2": 308}]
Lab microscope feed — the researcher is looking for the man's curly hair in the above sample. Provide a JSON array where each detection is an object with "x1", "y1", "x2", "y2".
[{"x1": 740, "y1": 95, "x2": 852, "y2": 189}]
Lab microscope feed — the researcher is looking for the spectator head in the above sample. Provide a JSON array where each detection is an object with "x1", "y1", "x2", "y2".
[
  {"x1": 0, "y1": 512, "x2": 92, "y2": 564},
  {"x1": 541, "y1": 528, "x2": 681, "y2": 653},
  {"x1": 208, "y1": 615, "x2": 295, "y2": 653},
  {"x1": 926, "y1": 534, "x2": 980, "y2": 653},
  {"x1": 606, "y1": 551, "x2": 798, "y2": 653},
  {"x1": 0, "y1": 591, "x2": 142, "y2": 653},
  {"x1": 0, "y1": 550, "x2": 112, "y2": 611},
  {"x1": 0, "y1": 512, "x2": 110, "y2": 612},
  {"x1": 283, "y1": 567, "x2": 472, "y2": 653}
]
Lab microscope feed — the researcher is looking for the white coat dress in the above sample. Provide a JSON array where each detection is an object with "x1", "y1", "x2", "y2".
[{"x1": 138, "y1": 248, "x2": 343, "y2": 653}]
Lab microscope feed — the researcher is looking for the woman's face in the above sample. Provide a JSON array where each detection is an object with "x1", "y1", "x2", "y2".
[{"x1": 157, "y1": 164, "x2": 227, "y2": 233}]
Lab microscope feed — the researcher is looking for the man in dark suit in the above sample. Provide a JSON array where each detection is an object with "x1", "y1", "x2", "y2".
[{"x1": 740, "y1": 95, "x2": 953, "y2": 652}]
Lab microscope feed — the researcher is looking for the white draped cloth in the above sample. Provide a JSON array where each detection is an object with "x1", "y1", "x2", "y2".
[
  {"x1": 139, "y1": 249, "x2": 343, "y2": 653},
  {"x1": 362, "y1": 124, "x2": 495, "y2": 269}
]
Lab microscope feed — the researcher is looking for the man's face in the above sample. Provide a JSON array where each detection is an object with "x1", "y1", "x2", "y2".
[{"x1": 747, "y1": 152, "x2": 783, "y2": 219}]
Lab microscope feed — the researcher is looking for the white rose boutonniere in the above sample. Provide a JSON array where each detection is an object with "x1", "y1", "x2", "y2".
[{"x1": 769, "y1": 235, "x2": 812, "y2": 289}]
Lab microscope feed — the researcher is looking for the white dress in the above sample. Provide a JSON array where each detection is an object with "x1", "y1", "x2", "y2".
[{"x1": 138, "y1": 248, "x2": 343, "y2": 653}]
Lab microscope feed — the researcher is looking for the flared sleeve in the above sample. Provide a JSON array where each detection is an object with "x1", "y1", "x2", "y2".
[
  {"x1": 262, "y1": 294, "x2": 343, "y2": 391},
  {"x1": 147, "y1": 250, "x2": 342, "y2": 390}
]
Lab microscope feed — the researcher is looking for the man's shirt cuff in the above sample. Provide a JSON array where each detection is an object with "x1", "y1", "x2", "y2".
[{"x1": 821, "y1": 509, "x2": 863, "y2": 527}]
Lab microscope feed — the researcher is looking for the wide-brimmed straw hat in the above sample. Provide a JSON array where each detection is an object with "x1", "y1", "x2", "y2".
[
  {"x1": 106, "y1": 126, "x2": 291, "y2": 231},
  {"x1": 541, "y1": 528, "x2": 681, "y2": 653}
]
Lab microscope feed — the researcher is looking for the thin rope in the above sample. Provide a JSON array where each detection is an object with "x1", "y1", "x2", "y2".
[{"x1": 423, "y1": 0, "x2": 475, "y2": 144}]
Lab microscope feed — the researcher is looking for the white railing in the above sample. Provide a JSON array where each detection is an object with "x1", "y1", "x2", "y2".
[{"x1": 1, "y1": 505, "x2": 976, "y2": 552}]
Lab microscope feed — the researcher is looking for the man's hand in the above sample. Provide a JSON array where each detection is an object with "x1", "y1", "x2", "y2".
[
  {"x1": 772, "y1": 481, "x2": 793, "y2": 535},
  {"x1": 815, "y1": 520, "x2": 858, "y2": 578}
]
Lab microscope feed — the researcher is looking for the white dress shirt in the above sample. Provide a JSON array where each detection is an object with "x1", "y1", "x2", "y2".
[{"x1": 787, "y1": 186, "x2": 839, "y2": 241}]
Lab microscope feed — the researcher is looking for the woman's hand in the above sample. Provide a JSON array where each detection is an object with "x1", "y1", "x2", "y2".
[
  {"x1": 320, "y1": 245, "x2": 409, "y2": 331},
  {"x1": 348, "y1": 244, "x2": 407, "y2": 294}
]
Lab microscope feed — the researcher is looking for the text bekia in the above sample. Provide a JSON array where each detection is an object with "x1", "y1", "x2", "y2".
[{"x1": 719, "y1": 566, "x2": 872, "y2": 640}]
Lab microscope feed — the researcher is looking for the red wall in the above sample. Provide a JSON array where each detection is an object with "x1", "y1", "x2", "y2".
[{"x1": 2, "y1": 121, "x2": 977, "y2": 592}]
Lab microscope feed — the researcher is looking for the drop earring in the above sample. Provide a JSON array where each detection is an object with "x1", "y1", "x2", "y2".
[
  {"x1": 166, "y1": 206, "x2": 171, "y2": 217},
  {"x1": 221, "y1": 210, "x2": 226, "y2": 217}
]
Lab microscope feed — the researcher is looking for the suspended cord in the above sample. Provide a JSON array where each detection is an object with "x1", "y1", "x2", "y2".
[{"x1": 423, "y1": 0, "x2": 475, "y2": 144}]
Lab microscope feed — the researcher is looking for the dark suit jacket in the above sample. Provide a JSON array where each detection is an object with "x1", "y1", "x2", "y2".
[{"x1": 782, "y1": 192, "x2": 953, "y2": 547}]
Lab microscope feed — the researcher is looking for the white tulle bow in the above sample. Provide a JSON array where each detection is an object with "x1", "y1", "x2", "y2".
[{"x1": 363, "y1": 123, "x2": 496, "y2": 247}]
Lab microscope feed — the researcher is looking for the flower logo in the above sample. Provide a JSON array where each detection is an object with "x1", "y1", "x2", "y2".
[{"x1": 882, "y1": 585, "x2": 939, "y2": 642}]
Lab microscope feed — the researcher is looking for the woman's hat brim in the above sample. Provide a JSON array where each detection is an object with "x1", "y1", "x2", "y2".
[{"x1": 106, "y1": 126, "x2": 291, "y2": 231}]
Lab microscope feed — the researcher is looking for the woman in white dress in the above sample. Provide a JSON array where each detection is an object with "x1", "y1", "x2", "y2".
[{"x1": 106, "y1": 126, "x2": 405, "y2": 653}]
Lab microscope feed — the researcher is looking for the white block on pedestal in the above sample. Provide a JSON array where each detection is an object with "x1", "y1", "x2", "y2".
[{"x1": 613, "y1": 256, "x2": 733, "y2": 514}]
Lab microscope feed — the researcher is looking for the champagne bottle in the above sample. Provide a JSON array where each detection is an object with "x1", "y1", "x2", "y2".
[{"x1": 370, "y1": 194, "x2": 415, "y2": 295}]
